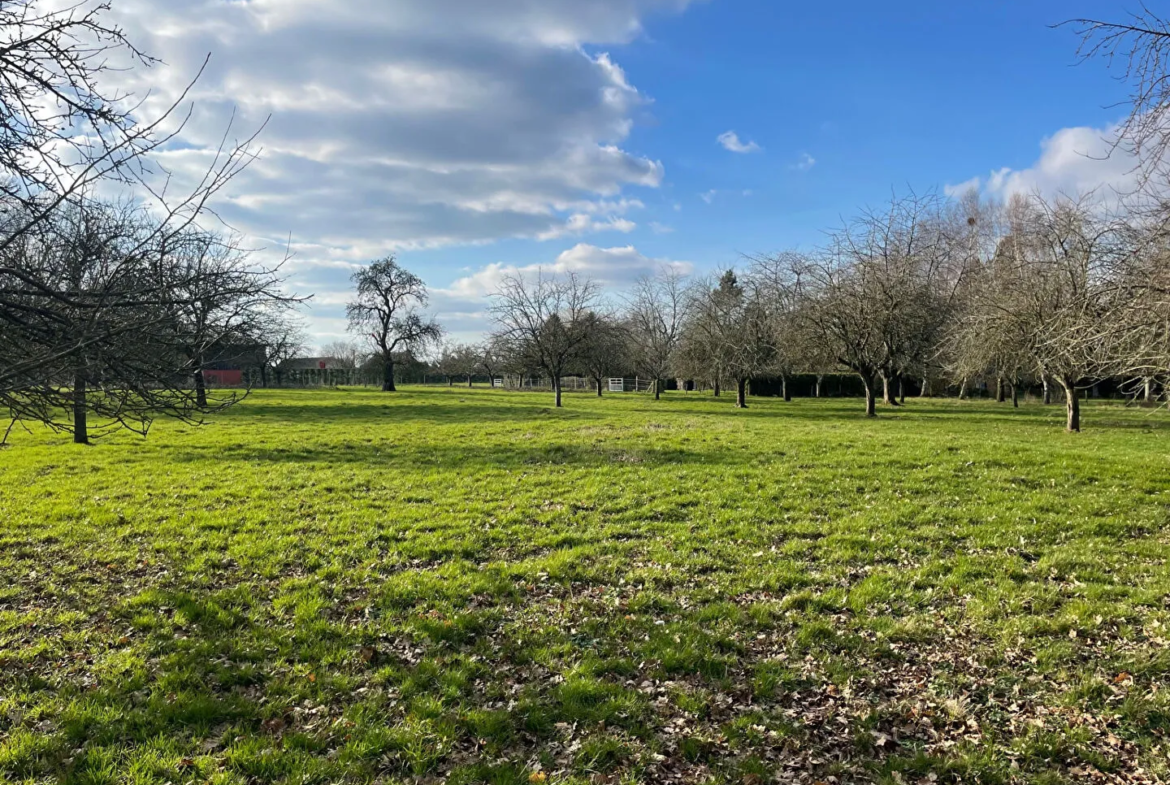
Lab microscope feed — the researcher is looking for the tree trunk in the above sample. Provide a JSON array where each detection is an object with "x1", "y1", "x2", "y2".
[
  {"x1": 73, "y1": 368, "x2": 89, "y2": 445},
  {"x1": 995, "y1": 377, "x2": 1005, "y2": 403},
  {"x1": 735, "y1": 377, "x2": 748, "y2": 408},
  {"x1": 554, "y1": 376, "x2": 562, "y2": 408},
  {"x1": 882, "y1": 372, "x2": 899, "y2": 406},
  {"x1": 194, "y1": 367, "x2": 208, "y2": 408},
  {"x1": 595, "y1": 377, "x2": 604, "y2": 397},
  {"x1": 1144, "y1": 378, "x2": 1154, "y2": 404},
  {"x1": 782, "y1": 374, "x2": 791, "y2": 402},
  {"x1": 713, "y1": 379, "x2": 721, "y2": 397},
  {"x1": 654, "y1": 378, "x2": 661, "y2": 401},
  {"x1": 1042, "y1": 376, "x2": 1051, "y2": 405},
  {"x1": 815, "y1": 374, "x2": 823, "y2": 398},
  {"x1": 1061, "y1": 379, "x2": 1080, "y2": 432},
  {"x1": 1011, "y1": 381, "x2": 1019, "y2": 408},
  {"x1": 861, "y1": 373, "x2": 877, "y2": 418},
  {"x1": 920, "y1": 377, "x2": 930, "y2": 398},
  {"x1": 382, "y1": 356, "x2": 396, "y2": 392},
  {"x1": 959, "y1": 378, "x2": 968, "y2": 400},
  {"x1": 898, "y1": 374, "x2": 905, "y2": 404}
]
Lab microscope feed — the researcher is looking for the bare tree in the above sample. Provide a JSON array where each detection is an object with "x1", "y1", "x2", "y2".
[
  {"x1": 265, "y1": 317, "x2": 309, "y2": 386},
  {"x1": 0, "y1": 200, "x2": 291, "y2": 443},
  {"x1": 346, "y1": 256, "x2": 442, "y2": 392},
  {"x1": 475, "y1": 338, "x2": 508, "y2": 386},
  {"x1": 948, "y1": 193, "x2": 1127, "y2": 431},
  {"x1": 574, "y1": 311, "x2": 627, "y2": 396},
  {"x1": 0, "y1": 0, "x2": 263, "y2": 259},
  {"x1": 1063, "y1": 6, "x2": 1170, "y2": 184},
  {"x1": 786, "y1": 194, "x2": 956, "y2": 416},
  {"x1": 682, "y1": 270, "x2": 774, "y2": 408},
  {"x1": 489, "y1": 270, "x2": 600, "y2": 407},
  {"x1": 319, "y1": 340, "x2": 365, "y2": 369},
  {"x1": 435, "y1": 342, "x2": 480, "y2": 387},
  {"x1": 625, "y1": 267, "x2": 685, "y2": 400},
  {"x1": 162, "y1": 230, "x2": 301, "y2": 407},
  {"x1": 0, "y1": 0, "x2": 269, "y2": 441},
  {"x1": 1025, "y1": 195, "x2": 1132, "y2": 431},
  {"x1": 747, "y1": 252, "x2": 821, "y2": 402}
]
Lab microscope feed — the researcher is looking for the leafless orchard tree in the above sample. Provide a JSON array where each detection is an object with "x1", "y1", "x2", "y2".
[
  {"x1": 318, "y1": 340, "x2": 366, "y2": 370},
  {"x1": 747, "y1": 252, "x2": 822, "y2": 402},
  {"x1": 435, "y1": 342, "x2": 481, "y2": 387},
  {"x1": 346, "y1": 256, "x2": 442, "y2": 392},
  {"x1": 1063, "y1": 5, "x2": 1170, "y2": 186},
  {"x1": 1062, "y1": 4, "x2": 1170, "y2": 395},
  {"x1": 625, "y1": 267, "x2": 685, "y2": 400},
  {"x1": 163, "y1": 230, "x2": 302, "y2": 407},
  {"x1": 0, "y1": 0, "x2": 277, "y2": 442},
  {"x1": 265, "y1": 318, "x2": 309, "y2": 386},
  {"x1": 574, "y1": 311, "x2": 627, "y2": 397},
  {"x1": 0, "y1": 200, "x2": 296, "y2": 443},
  {"x1": 489, "y1": 270, "x2": 600, "y2": 407},
  {"x1": 778, "y1": 194, "x2": 957, "y2": 416},
  {"x1": 474, "y1": 338, "x2": 509, "y2": 385},
  {"x1": 0, "y1": 0, "x2": 263, "y2": 258},
  {"x1": 947, "y1": 193, "x2": 1128, "y2": 431},
  {"x1": 681, "y1": 270, "x2": 774, "y2": 408},
  {"x1": 787, "y1": 249, "x2": 884, "y2": 417}
]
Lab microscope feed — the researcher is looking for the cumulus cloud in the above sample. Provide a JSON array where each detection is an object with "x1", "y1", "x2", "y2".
[
  {"x1": 90, "y1": 0, "x2": 700, "y2": 340},
  {"x1": 717, "y1": 130, "x2": 761, "y2": 154},
  {"x1": 946, "y1": 124, "x2": 1139, "y2": 203}
]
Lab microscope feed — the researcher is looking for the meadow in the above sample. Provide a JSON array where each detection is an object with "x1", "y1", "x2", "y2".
[{"x1": 1, "y1": 388, "x2": 1168, "y2": 785}]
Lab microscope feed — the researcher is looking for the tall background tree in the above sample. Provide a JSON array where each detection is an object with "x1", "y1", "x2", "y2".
[
  {"x1": 346, "y1": 256, "x2": 442, "y2": 392},
  {"x1": 683, "y1": 270, "x2": 774, "y2": 408}
]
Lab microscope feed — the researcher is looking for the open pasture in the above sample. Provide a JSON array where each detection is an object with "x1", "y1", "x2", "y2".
[{"x1": 1, "y1": 389, "x2": 1169, "y2": 784}]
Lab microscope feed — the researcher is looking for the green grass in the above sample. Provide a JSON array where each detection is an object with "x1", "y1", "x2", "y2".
[{"x1": 1, "y1": 387, "x2": 1169, "y2": 784}]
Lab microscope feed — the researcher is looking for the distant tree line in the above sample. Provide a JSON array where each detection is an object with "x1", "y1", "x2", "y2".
[
  {"x1": 454, "y1": 186, "x2": 1170, "y2": 432},
  {"x1": 335, "y1": 179, "x2": 1170, "y2": 435}
]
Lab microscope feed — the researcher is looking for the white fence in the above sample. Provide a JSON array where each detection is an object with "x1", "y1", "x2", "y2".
[{"x1": 607, "y1": 378, "x2": 655, "y2": 393}]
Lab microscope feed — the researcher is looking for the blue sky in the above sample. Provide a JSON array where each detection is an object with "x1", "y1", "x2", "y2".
[{"x1": 108, "y1": 0, "x2": 1137, "y2": 347}]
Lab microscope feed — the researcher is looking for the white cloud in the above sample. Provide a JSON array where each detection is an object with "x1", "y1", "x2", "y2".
[
  {"x1": 717, "y1": 130, "x2": 761, "y2": 154},
  {"x1": 947, "y1": 123, "x2": 1139, "y2": 203},
  {"x1": 791, "y1": 152, "x2": 816, "y2": 172},
  {"x1": 700, "y1": 189, "x2": 718, "y2": 204},
  {"x1": 430, "y1": 243, "x2": 693, "y2": 341},
  {"x1": 90, "y1": 0, "x2": 702, "y2": 341},
  {"x1": 439, "y1": 243, "x2": 692, "y2": 300},
  {"x1": 943, "y1": 176, "x2": 981, "y2": 199},
  {"x1": 649, "y1": 221, "x2": 674, "y2": 234}
]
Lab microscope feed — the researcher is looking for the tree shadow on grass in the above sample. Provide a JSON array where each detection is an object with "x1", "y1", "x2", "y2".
[
  {"x1": 169, "y1": 440, "x2": 744, "y2": 469},
  {"x1": 229, "y1": 402, "x2": 600, "y2": 426},
  {"x1": 665, "y1": 397, "x2": 1170, "y2": 431}
]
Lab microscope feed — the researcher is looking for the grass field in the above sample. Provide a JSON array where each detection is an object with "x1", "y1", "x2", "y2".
[{"x1": 1, "y1": 388, "x2": 1169, "y2": 785}]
